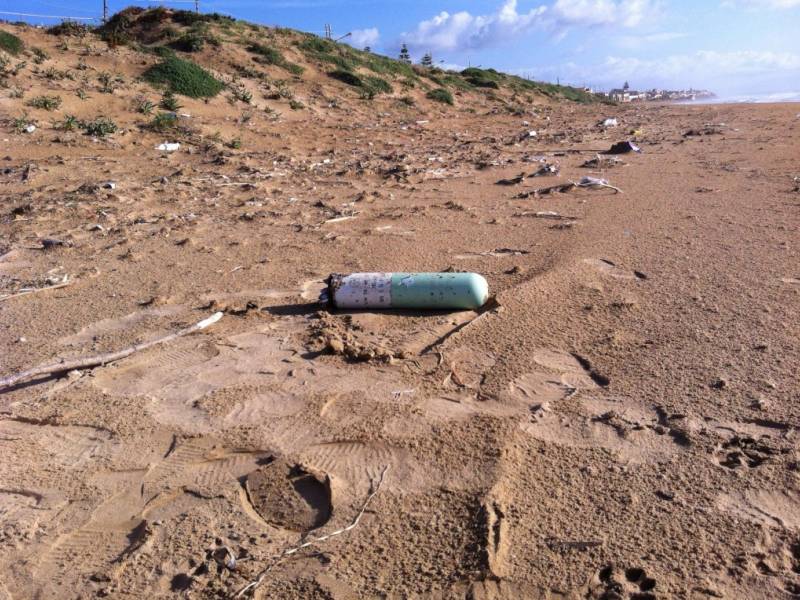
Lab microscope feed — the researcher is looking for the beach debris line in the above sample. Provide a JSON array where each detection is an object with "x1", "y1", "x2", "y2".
[
  {"x1": 581, "y1": 154, "x2": 624, "y2": 169},
  {"x1": 321, "y1": 272, "x2": 489, "y2": 310},
  {"x1": 0, "y1": 312, "x2": 223, "y2": 391},
  {"x1": 515, "y1": 176, "x2": 623, "y2": 198},
  {"x1": 236, "y1": 466, "x2": 389, "y2": 598},
  {"x1": 530, "y1": 163, "x2": 560, "y2": 177},
  {"x1": 496, "y1": 173, "x2": 526, "y2": 185}
]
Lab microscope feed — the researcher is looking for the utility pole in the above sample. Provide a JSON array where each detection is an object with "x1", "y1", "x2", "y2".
[
  {"x1": 102, "y1": 0, "x2": 108, "y2": 23},
  {"x1": 195, "y1": 0, "x2": 199, "y2": 13},
  {"x1": 324, "y1": 24, "x2": 332, "y2": 40}
]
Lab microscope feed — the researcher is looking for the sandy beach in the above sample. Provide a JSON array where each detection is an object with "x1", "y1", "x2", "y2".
[{"x1": 1, "y1": 16, "x2": 800, "y2": 599}]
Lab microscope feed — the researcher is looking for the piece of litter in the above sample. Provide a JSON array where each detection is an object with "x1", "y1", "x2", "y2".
[
  {"x1": 581, "y1": 154, "x2": 623, "y2": 169},
  {"x1": 102, "y1": 181, "x2": 116, "y2": 189},
  {"x1": 156, "y1": 142, "x2": 181, "y2": 152},
  {"x1": 24, "y1": 125, "x2": 36, "y2": 133},
  {"x1": 601, "y1": 118, "x2": 618, "y2": 128},
  {"x1": 321, "y1": 272, "x2": 488, "y2": 310},
  {"x1": 530, "y1": 163, "x2": 559, "y2": 177},
  {"x1": 605, "y1": 141, "x2": 640, "y2": 154}
]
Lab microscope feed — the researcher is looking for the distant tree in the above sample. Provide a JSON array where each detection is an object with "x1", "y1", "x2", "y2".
[
  {"x1": 420, "y1": 52, "x2": 433, "y2": 67},
  {"x1": 399, "y1": 43, "x2": 411, "y2": 64},
  {"x1": 363, "y1": 46, "x2": 371, "y2": 53}
]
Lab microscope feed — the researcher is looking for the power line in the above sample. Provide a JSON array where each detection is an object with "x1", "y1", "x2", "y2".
[{"x1": 0, "y1": 10, "x2": 96, "y2": 20}]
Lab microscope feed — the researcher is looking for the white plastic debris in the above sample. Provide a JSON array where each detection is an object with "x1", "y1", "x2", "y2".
[
  {"x1": 24, "y1": 125, "x2": 36, "y2": 133},
  {"x1": 528, "y1": 130, "x2": 538, "y2": 137},
  {"x1": 156, "y1": 142, "x2": 181, "y2": 152},
  {"x1": 602, "y1": 118, "x2": 618, "y2": 127},
  {"x1": 579, "y1": 176, "x2": 609, "y2": 187},
  {"x1": 102, "y1": 181, "x2": 116, "y2": 189}
]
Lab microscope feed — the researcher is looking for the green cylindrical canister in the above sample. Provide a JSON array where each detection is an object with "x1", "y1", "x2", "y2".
[{"x1": 321, "y1": 272, "x2": 489, "y2": 310}]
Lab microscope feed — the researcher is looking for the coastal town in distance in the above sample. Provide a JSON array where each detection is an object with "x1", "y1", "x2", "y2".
[{"x1": 595, "y1": 81, "x2": 716, "y2": 102}]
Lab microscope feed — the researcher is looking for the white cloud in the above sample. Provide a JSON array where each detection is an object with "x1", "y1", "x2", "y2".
[
  {"x1": 551, "y1": 0, "x2": 655, "y2": 27},
  {"x1": 518, "y1": 49, "x2": 800, "y2": 91},
  {"x1": 400, "y1": 0, "x2": 658, "y2": 53},
  {"x1": 602, "y1": 50, "x2": 800, "y2": 78},
  {"x1": 400, "y1": 1, "x2": 547, "y2": 52},
  {"x1": 347, "y1": 28, "x2": 379, "y2": 49},
  {"x1": 615, "y1": 31, "x2": 688, "y2": 48}
]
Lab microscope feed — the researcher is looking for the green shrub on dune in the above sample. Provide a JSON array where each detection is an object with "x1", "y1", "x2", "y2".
[
  {"x1": 426, "y1": 88, "x2": 453, "y2": 105},
  {"x1": 143, "y1": 55, "x2": 224, "y2": 98},
  {"x1": 0, "y1": 30, "x2": 24, "y2": 55}
]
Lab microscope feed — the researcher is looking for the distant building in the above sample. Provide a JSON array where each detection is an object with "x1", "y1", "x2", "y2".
[
  {"x1": 607, "y1": 83, "x2": 715, "y2": 103},
  {"x1": 609, "y1": 88, "x2": 632, "y2": 102}
]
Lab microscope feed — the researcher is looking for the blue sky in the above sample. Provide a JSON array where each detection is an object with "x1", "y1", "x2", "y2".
[{"x1": 4, "y1": 0, "x2": 800, "y2": 96}]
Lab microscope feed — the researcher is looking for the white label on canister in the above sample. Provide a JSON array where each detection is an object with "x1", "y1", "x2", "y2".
[
  {"x1": 400, "y1": 276, "x2": 415, "y2": 287},
  {"x1": 333, "y1": 272, "x2": 392, "y2": 308}
]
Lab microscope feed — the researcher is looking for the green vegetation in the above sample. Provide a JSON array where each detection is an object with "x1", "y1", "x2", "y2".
[
  {"x1": 460, "y1": 67, "x2": 501, "y2": 89},
  {"x1": 426, "y1": 88, "x2": 453, "y2": 105},
  {"x1": 151, "y1": 45, "x2": 177, "y2": 59},
  {"x1": 12, "y1": 113, "x2": 32, "y2": 133},
  {"x1": 27, "y1": 95, "x2": 62, "y2": 111},
  {"x1": 148, "y1": 112, "x2": 179, "y2": 132},
  {"x1": 98, "y1": 71, "x2": 118, "y2": 93},
  {"x1": 171, "y1": 31, "x2": 206, "y2": 52},
  {"x1": 328, "y1": 69, "x2": 362, "y2": 87},
  {"x1": 297, "y1": 34, "x2": 416, "y2": 79},
  {"x1": 328, "y1": 69, "x2": 391, "y2": 96},
  {"x1": 363, "y1": 75, "x2": 392, "y2": 94},
  {"x1": 80, "y1": 117, "x2": 117, "y2": 137},
  {"x1": 160, "y1": 89, "x2": 182, "y2": 111},
  {"x1": 58, "y1": 114, "x2": 79, "y2": 131},
  {"x1": 31, "y1": 47, "x2": 49, "y2": 64},
  {"x1": 230, "y1": 85, "x2": 253, "y2": 104},
  {"x1": 47, "y1": 21, "x2": 90, "y2": 37},
  {"x1": 246, "y1": 43, "x2": 304, "y2": 75},
  {"x1": 170, "y1": 24, "x2": 220, "y2": 53},
  {"x1": 0, "y1": 30, "x2": 24, "y2": 55},
  {"x1": 143, "y1": 56, "x2": 224, "y2": 98},
  {"x1": 136, "y1": 98, "x2": 156, "y2": 114}
]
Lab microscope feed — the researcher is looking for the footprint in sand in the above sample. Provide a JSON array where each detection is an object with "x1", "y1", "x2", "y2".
[
  {"x1": 298, "y1": 440, "x2": 412, "y2": 497},
  {"x1": 586, "y1": 565, "x2": 657, "y2": 600},
  {"x1": 140, "y1": 437, "x2": 270, "y2": 500},
  {"x1": 500, "y1": 348, "x2": 600, "y2": 407},
  {"x1": 58, "y1": 306, "x2": 185, "y2": 346},
  {"x1": 0, "y1": 488, "x2": 66, "y2": 547},
  {"x1": 717, "y1": 489, "x2": 800, "y2": 530},
  {"x1": 712, "y1": 434, "x2": 788, "y2": 470},
  {"x1": 243, "y1": 457, "x2": 332, "y2": 532},
  {"x1": 0, "y1": 419, "x2": 117, "y2": 469},
  {"x1": 584, "y1": 258, "x2": 647, "y2": 280}
]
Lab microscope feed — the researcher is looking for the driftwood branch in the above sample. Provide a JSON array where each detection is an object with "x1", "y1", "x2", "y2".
[
  {"x1": 0, "y1": 280, "x2": 72, "y2": 302},
  {"x1": 235, "y1": 465, "x2": 389, "y2": 598},
  {"x1": 0, "y1": 312, "x2": 223, "y2": 391}
]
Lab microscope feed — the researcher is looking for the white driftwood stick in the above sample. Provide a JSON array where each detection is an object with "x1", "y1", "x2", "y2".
[
  {"x1": 0, "y1": 280, "x2": 72, "y2": 302},
  {"x1": 0, "y1": 312, "x2": 223, "y2": 391}
]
